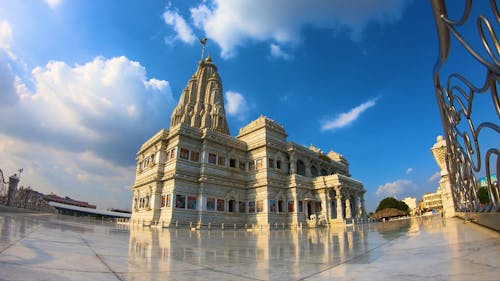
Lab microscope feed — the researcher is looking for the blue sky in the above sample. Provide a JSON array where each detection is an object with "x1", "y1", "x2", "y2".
[{"x1": 0, "y1": 0, "x2": 496, "y2": 211}]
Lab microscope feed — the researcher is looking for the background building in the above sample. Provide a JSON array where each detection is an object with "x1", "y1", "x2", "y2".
[
  {"x1": 402, "y1": 197, "x2": 417, "y2": 216},
  {"x1": 421, "y1": 188, "x2": 444, "y2": 212}
]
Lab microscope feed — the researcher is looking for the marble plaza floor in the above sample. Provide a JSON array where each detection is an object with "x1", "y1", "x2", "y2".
[{"x1": 0, "y1": 213, "x2": 498, "y2": 281}]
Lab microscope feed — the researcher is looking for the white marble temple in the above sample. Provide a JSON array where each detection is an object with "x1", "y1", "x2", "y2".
[{"x1": 0, "y1": 213, "x2": 498, "y2": 281}]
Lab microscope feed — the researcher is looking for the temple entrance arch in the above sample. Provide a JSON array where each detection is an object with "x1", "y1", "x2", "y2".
[
  {"x1": 228, "y1": 199, "x2": 237, "y2": 212},
  {"x1": 311, "y1": 165, "x2": 318, "y2": 177}
]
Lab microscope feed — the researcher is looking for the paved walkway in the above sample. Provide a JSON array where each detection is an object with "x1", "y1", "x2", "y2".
[{"x1": 0, "y1": 213, "x2": 498, "y2": 280}]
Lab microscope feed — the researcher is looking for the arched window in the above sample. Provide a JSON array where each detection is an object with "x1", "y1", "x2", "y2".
[
  {"x1": 297, "y1": 160, "x2": 306, "y2": 176},
  {"x1": 228, "y1": 200, "x2": 237, "y2": 212},
  {"x1": 311, "y1": 165, "x2": 318, "y2": 177}
]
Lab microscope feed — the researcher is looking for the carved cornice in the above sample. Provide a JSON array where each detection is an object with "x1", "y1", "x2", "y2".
[
  {"x1": 137, "y1": 129, "x2": 169, "y2": 155},
  {"x1": 311, "y1": 174, "x2": 365, "y2": 192},
  {"x1": 237, "y1": 115, "x2": 287, "y2": 138},
  {"x1": 202, "y1": 128, "x2": 247, "y2": 150}
]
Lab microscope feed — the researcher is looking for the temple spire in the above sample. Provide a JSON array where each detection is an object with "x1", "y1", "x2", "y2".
[{"x1": 170, "y1": 54, "x2": 230, "y2": 135}]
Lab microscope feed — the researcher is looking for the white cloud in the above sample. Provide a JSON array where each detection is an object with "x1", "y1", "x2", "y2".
[
  {"x1": 12, "y1": 56, "x2": 173, "y2": 140},
  {"x1": 225, "y1": 90, "x2": 249, "y2": 121},
  {"x1": 321, "y1": 98, "x2": 377, "y2": 131},
  {"x1": 376, "y1": 179, "x2": 415, "y2": 197},
  {"x1": 144, "y1": 78, "x2": 168, "y2": 91},
  {"x1": 270, "y1": 43, "x2": 292, "y2": 60},
  {"x1": 189, "y1": 0, "x2": 411, "y2": 58},
  {"x1": 0, "y1": 50, "x2": 174, "y2": 209},
  {"x1": 428, "y1": 171, "x2": 441, "y2": 182},
  {"x1": 163, "y1": 7, "x2": 197, "y2": 44},
  {"x1": 45, "y1": 0, "x2": 63, "y2": 10},
  {"x1": 0, "y1": 21, "x2": 13, "y2": 51},
  {"x1": 406, "y1": 167, "x2": 413, "y2": 175}
]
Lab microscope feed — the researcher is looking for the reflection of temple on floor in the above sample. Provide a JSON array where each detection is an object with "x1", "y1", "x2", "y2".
[
  {"x1": 127, "y1": 224, "x2": 368, "y2": 275},
  {"x1": 131, "y1": 56, "x2": 367, "y2": 229}
]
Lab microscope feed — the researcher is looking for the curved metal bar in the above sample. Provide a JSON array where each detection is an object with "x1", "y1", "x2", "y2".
[
  {"x1": 476, "y1": 121, "x2": 500, "y2": 135},
  {"x1": 478, "y1": 15, "x2": 500, "y2": 66},
  {"x1": 491, "y1": 74, "x2": 500, "y2": 117},
  {"x1": 446, "y1": 22, "x2": 500, "y2": 73},
  {"x1": 440, "y1": 0, "x2": 472, "y2": 26},
  {"x1": 448, "y1": 72, "x2": 491, "y2": 94},
  {"x1": 485, "y1": 148, "x2": 500, "y2": 207},
  {"x1": 431, "y1": 0, "x2": 451, "y2": 69},
  {"x1": 492, "y1": 0, "x2": 500, "y2": 26}
]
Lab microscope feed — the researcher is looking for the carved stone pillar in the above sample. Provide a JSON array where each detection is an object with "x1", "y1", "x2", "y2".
[
  {"x1": 197, "y1": 180, "x2": 206, "y2": 227},
  {"x1": 152, "y1": 184, "x2": 163, "y2": 223},
  {"x1": 352, "y1": 192, "x2": 359, "y2": 219},
  {"x1": 345, "y1": 196, "x2": 352, "y2": 219},
  {"x1": 305, "y1": 159, "x2": 311, "y2": 177},
  {"x1": 289, "y1": 151, "x2": 296, "y2": 175},
  {"x1": 360, "y1": 191, "x2": 367, "y2": 218},
  {"x1": 335, "y1": 188, "x2": 343, "y2": 220},
  {"x1": 321, "y1": 189, "x2": 330, "y2": 221}
]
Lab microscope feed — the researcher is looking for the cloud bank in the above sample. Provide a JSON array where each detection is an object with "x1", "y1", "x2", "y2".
[
  {"x1": 225, "y1": 90, "x2": 249, "y2": 122},
  {"x1": 428, "y1": 171, "x2": 441, "y2": 182},
  {"x1": 163, "y1": 6, "x2": 197, "y2": 45},
  {"x1": 376, "y1": 179, "x2": 416, "y2": 197},
  {"x1": 163, "y1": 0, "x2": 411, "y2": 58},
  {"x1": 270, "y1": 44, "x2": 292, "y2": 60},
  {"x1": 45, "y1": 0, "x2": 63, "y2": 10},
  {"x1": 0, "y1": 20, "x2": 13, "y2": 51},
  {"x1": 0, "y1": 26, "x2": 174, "y2": 208}
]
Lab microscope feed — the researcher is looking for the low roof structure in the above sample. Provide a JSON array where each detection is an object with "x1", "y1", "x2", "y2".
[
  {"x1": 371, "y1": 208, "x2": 407, "y2": 219},
  {"x1": 48, "y1": 201, "x2": 131, "y2": 218}
]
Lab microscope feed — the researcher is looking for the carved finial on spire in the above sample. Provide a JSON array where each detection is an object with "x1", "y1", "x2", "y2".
[{"x1": 200, "y1": 37, "x2": 208, "y2": 60}]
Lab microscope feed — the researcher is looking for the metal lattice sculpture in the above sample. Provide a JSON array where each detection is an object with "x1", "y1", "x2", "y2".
[{"x1": 431, "y1": 0, "x2": 500, "y2": 212}]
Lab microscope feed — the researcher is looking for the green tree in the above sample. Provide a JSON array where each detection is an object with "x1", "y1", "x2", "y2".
[
  {"x1": 477, "y1": 186, "x2": 491, "y2": 204},
  {"x1": 376, "y1": 197, "x2": 410, "y2": 214}
]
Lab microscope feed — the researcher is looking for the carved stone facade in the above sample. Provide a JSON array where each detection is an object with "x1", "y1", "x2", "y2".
[{"x1": 131, "y1": 57, "x2": 366, "y2": 227}]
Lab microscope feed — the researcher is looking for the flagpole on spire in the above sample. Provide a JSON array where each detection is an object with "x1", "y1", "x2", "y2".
[{"x1": 200, "y1": 37, "x2": 208, "y2": 60}]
